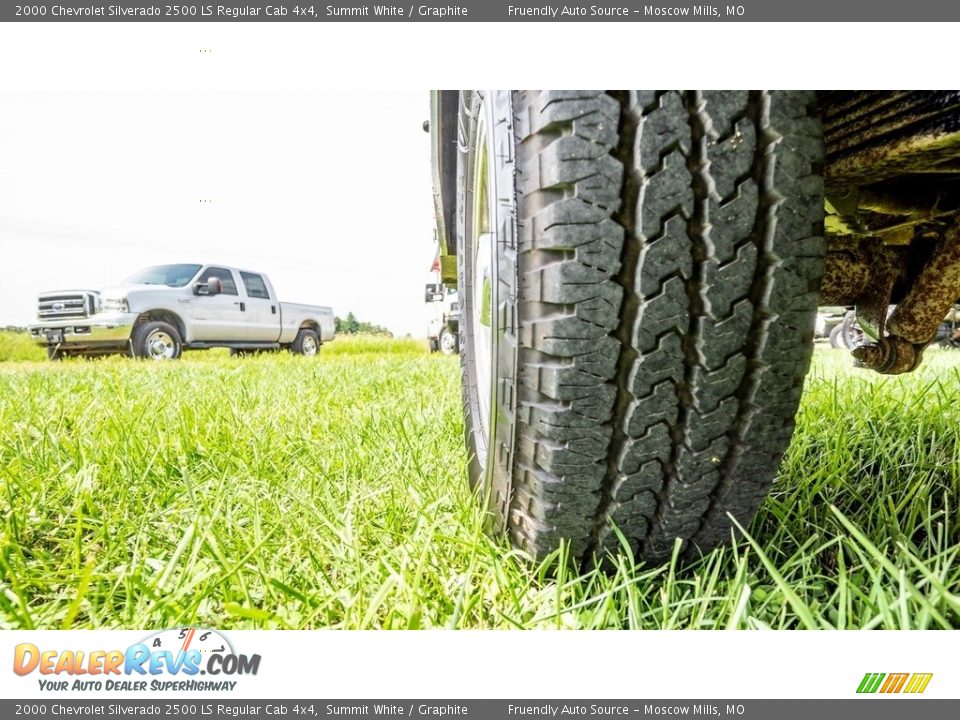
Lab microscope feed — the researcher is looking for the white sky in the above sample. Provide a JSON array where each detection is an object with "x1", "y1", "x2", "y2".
[{"x1": 0, "y1": 91, "x2": 437, "y2": 337}]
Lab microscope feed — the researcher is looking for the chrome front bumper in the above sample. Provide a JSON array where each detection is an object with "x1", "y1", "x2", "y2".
[{"x1": 28, "y1": 313, "x2": 136, "y2": 348}]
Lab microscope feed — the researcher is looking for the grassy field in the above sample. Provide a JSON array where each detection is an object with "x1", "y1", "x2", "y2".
[
  {"x1": 0, "y1": 331, "x2": 45, "y2": 363},
  {"x1": 0, "y1": 331, "x2": 958, "y2": 629}
]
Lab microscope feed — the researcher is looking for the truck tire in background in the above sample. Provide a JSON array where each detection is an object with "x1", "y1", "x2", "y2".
[
  {"x1": 439, "y1": 326, "x2": 458, "y2": 355},
  {"x1": 291, "y1": 327, "x2": 321, "y2": 356},
  {"x1": 457, "y1": 90, "x2": 825, "y2": 564},
  {"x1": 828, "y1": 323, "x2": 845, "y2": 349},
  {"x1": 230, "y1": 348, "x2": 278, "y2": 357},
  {"x1": 131, "y1": 320, "x2": 182, "y2": 361}
]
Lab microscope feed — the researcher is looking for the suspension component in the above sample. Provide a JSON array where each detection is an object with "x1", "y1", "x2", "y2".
[
  {"x1": 821, "y1": 214, "x2": 960, "y2": 374},
  {"x1": 886, "y1": 219, "x2": 960, "y2": 344}
]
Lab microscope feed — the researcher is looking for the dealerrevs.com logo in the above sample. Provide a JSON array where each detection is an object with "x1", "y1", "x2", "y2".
[
  {"x1": 857, "y1": 672, "x2": 933, "y2": 694},
  {"x1": 13, "y1": 628, "x2": 260, "y2": 693}
]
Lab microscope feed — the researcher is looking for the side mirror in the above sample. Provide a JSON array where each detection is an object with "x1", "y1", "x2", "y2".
[
  {"x1": 424, "y1": 283, "x2": 444, "y2": 303},
  {"x1": 194, "y1": 277, "x2": 223, "y2": 296}
]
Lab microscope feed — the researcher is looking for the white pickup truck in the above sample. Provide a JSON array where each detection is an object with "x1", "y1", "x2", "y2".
[{"x1": 28, "y1": 263, "x2": 335, "y2": 360}]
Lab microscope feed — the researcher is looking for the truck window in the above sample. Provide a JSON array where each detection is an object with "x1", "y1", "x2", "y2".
[
  {"x1": 240, "y1": 272, "x2": 270, "y2": 299},
  {"x1": 200, "y1": 267, "x2": 238, "y2": 296},
  {"x1": 124, "y1": 264, "x2": 202, "y2": 287}
]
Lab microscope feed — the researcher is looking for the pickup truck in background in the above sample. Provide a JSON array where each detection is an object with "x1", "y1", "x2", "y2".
[
  {"x1": 28, "y1": 263, "x2": 335, "y2": 360},
  {"x1": 424, "y1": 280, "x2": 460, "y2": 355}
]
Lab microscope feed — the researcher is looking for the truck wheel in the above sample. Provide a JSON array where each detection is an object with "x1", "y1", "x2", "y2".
[
  {"x1": 291, "y1": 327, "x2": 320, "y2": 356},
  {"x1": 230, "y1": 348, "x2": 274, "y2": 357},
  {"x1": 131, "y1": 321, "x2": 182, "y2": 360},
  {"x1": 838, "y1": 309, "x2": 867, "y2": 351},
  {"x1": 439, "y1": 327, "x2": 458, "y2": 355},
  {"x1": 828, "y1": 323, "x2": 845, "y2": 349},
  {"x1": 457, "y1": 90, "x2": 825, "y2": 563}
]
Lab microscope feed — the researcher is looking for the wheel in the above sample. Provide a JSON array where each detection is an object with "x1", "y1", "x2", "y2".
[
  {"x1": 291, "y1": 327, "x2": 320, "y2": 356},
  {"x1": 439, "y1": 327, "x2": 458, "y2": 355},
  {"x1": 131, "y1": 321, "x2": 182, "y2": 360},
  {"x1": 828, "y1": 323, "x2": 845, "y2": 349},
  {"x1": 428, "y1": 337, "x2": 440, "y2": 353},
  {"x1": 230, "y1": 348, "x2": 275, "y2": 357},
  {"x1": 457, "y1": 90, "x2": 825, "y2": 564},
  {"x1": 838, "y1": 309, "x2": 866, "y2": 351}
]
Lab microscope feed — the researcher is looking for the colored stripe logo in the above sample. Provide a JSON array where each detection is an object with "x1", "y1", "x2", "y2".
[{"x1": 857, "y1": 672, "x2": 933, "y2": 694}]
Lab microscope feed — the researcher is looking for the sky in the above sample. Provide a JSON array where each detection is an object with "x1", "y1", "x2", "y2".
[{"x1": 0, "y1": 91, "x2": 438, "y2": 337}]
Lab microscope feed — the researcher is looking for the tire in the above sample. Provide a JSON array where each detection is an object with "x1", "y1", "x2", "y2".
[
  {"x1": 839, "y1": 308, "x2": 873, "y2": 351},
  {"x1": 828, "y1": 323, "x2": 845, "y2": 349},
  {"x1": 230, "y1": 348, "x2": 276, "y2": 357},
  {"x1": 457, "y1": 90, "x2": 825, "y2": 564},
  {"x1": 291, "y1": 327, "x2": 320, "y2": 356},
  {"x1": 131, "y1": 321, "x2": 182, "y2": 360},
  {"x1": 439, "y1": 327, "x2": 459, "y2": 355}
]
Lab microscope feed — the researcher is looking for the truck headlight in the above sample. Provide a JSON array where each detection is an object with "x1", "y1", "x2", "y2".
[{"x1": 101, "y1": 298, "x2": 129, "y2": 313}]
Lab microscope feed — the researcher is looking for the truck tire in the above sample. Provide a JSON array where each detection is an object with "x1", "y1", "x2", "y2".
[
  {"x1": 131, "y1": 321, "x2": 182, "y2": 360},
  {"x1": 838, "y1": 308, "x2": 872, "y2": 351},
  {"x1": 439, "y1": 327, "x2": 458, "y2": 355},
  {"x1": 457, "y1": 90, "x2": 825, "y2": 564},
  {"x1": 230, "y1": 348, "x2": 277, "y2": 357},
  {"x1": 291, "y1": 327, "x2": 320, "y2": 356},
  {"x1": 828, "y1": 323, "x2": 845, "y2": 349}
]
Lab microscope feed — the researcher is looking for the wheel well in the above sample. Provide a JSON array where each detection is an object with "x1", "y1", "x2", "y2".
[
  {"x1": 135, "y1": 310, "x2": 186, "y2": 341},
  {"x1": 431, "y1": 90, "x2": 459, "y2": 285}
]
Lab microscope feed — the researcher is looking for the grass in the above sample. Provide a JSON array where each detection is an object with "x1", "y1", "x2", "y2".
[
  {"x1": 0, "y1": 331, "x2": 45, "y2": 363},
  {"x1": 0, "y1": 335, "x2": 958, "y2": 629}
]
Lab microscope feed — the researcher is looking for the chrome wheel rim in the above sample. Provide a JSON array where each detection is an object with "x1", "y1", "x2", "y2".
[
  {"x1": 146, "y1": 330, "x2": 176, "y2": 360},
  {"x1": 302, "y1": 334, "x2": 318, "y2": 356}
]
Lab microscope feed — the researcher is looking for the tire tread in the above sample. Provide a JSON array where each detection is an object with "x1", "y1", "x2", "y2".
[{"x1": 489, "y1": 91, "x2": 824, "y2": 563}]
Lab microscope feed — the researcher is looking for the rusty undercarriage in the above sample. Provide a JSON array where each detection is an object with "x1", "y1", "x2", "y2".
[{"x1": 820, "y1": 91, "x2": 960, "y2": 373}]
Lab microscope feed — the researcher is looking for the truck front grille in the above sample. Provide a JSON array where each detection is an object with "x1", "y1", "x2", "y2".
[{"x1": 37, "y1": 292, "x2": 96, "y2": 320}]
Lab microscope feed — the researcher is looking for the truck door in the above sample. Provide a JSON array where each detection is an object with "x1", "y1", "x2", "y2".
[
  {"x1": 239, "y1": 271, "x2": 280, "y2": 342},
  {"x1": 188, "y1": 266, "x2": 247, "y2": 341}
]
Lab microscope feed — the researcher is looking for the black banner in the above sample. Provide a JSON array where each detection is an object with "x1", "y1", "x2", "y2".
[
  {"x1": 3, "y1": 700, "x2": 959, "y2": 720},
  {"x1": 3, "y1": 0, "x2": 959, "y2": 22}
]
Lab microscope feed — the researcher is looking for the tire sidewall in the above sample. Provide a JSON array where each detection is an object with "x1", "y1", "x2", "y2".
[
  {"x1": 840, "y1": 310, "x2": 864, "y2": 350},
  {"x1": 439, "y1": 327, "x2": 458, "y2": 355},
  {"x1": 457, "y1": 90, "x2": 519, "y2": 525},
  {"x1": 133, "y1": 321, "x2": 182, "y2": 360},
  {"x1": 828, "y1": 323, "x2": 844, "y2": 349},
  {"x1": 294, "y1": 328, "x2": 320, "y2": 355}
]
